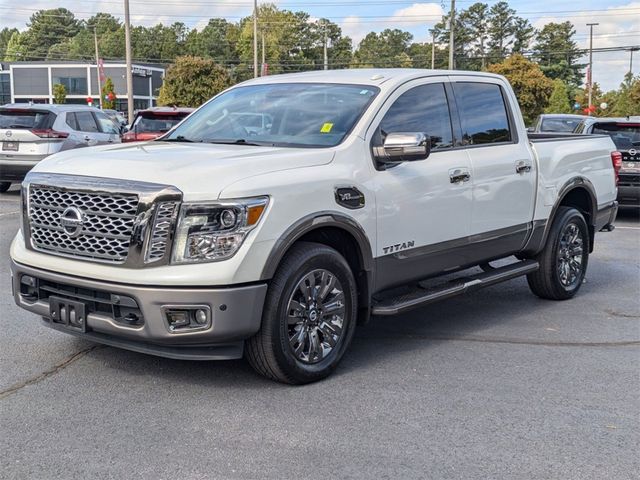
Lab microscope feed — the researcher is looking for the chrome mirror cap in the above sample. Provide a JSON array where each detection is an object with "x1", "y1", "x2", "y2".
[{"x1": 377, "y1": 132, "x2": 431, "y2": 163}]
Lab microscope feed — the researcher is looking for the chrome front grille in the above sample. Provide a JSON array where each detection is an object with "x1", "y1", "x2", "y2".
[
  {"x1": 28, "y1": 185, "x2": 139, "y2": 263},
  {"x1": 145, "y1": 202, "x2": 179, "y2": 262}
]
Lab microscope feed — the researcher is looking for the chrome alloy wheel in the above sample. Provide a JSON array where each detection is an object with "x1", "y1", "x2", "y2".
[
  {"x1": 556, "y1": 223, "x2": 584, "y2": 288},
  {"x1": 286, "y1": 269, "x2": 346, "y2": 364}
]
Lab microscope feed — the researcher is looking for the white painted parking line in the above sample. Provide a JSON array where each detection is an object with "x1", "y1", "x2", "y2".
[
  {"x1": 0, "y1": 210, "x2": 19, "y2": 217},
  {"x1": 615, "y1": 226, "x2": 640, "y2": 230}
]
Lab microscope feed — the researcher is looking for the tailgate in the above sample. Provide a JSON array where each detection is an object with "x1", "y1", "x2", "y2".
[{"x1": 0, "y1": 109, "x2": 59, "y2": 157}]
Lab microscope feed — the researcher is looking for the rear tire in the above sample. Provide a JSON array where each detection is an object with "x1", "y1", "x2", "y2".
[
  {"x1": 0, "y1": 182, "x2": 11, "y2": 193},
  {"x1": 246, "y1": 242, "x2": 358, "y2": 384},
  {"x1": 527, "y1": 207, "x2": 589, "y2": 300}
]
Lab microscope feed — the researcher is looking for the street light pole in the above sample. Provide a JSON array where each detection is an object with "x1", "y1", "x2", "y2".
[
  {"x1": 630, "y1": 47, "x2": 639, "y2": 77},
  {"x1": 124, "y1": 0, "x2": 134, "y2": 123},
  {"x1": 323, "y1": 21, "x2": 328, "y2": 71},
  {"x1": 586, "y1": 22, "x2": 598, "y2": 116},
  {"x1": 92, "y1": 27, "x2": 103, "y2": 109},
  {"x1": 448, "y1": 0, "x2": 455, "y2": 69},
  {"x1": 431, "y1": 30, "x2": 435, "y2": 69},
  {"x1": 253, "y1": 0, "x2": 258, "y2": 78}
]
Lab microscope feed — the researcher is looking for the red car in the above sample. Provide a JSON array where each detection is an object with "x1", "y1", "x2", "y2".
[{"x1": 122, "y1": 107, "x2": 195, "y2": 142}]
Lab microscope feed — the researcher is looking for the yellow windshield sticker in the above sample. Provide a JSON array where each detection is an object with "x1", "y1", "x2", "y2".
[{"x1": 320, "y1": 122, "x2": 334, "y2": 133}]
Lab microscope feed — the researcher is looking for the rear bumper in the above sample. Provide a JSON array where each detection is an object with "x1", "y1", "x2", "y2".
[
  {"x1": 0, "y1": 158, "x2": 43, "y2": 181},
  {"x1": 616, "y1": 185, "x2": 639, "y2": 208},
  {"x1": 11, "y1": 260, "x2": 268, "y2": 360},
  {"x1": 595, "y1": 201, "x2": 618, "y2": 230}
]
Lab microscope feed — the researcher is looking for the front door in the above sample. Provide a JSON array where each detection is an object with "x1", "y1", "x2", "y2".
[{"x1": 368, "y1": 79, "x2": 473, "y2": 291}]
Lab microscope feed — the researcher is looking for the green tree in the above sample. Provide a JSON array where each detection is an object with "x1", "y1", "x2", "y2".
[
  {"x1": 545, "y1": 80, "x2": 573, "y2": 114},
  {"x1": 353, "y1": 29, "x2": 413, "y2": 67},
  {"x1": 185, "y1": 18, "x2": 239, "y2": 66},
  {"x1": 609, "y1": 74, "x2": 640, "y2": 117},
  {"x1": 488, "y1": 54, "x2": 554, "y2": 124},
  {"x1": 533, "y1": 22, "x2": 584, "y2": 88},
  {"x1": 0, "y1": 28, "x2": 19, "y2": 58},
  {"x1": 511, "y1": 17, "x2": 535, "y2": 55},
  {"x1": 157, "y1": 56, "x2": 231, "y2": 107},
  {"x1": 487, "y1": 1, "x2": 518, "y2": 60},
  {"x1": 53, "y1": 83, "x2": 67, "y2": 104},
  {"x1": 3, "y1": 31, "x2": 29, "y2": 61},
  {"x1": 21, "y1": 8, "x2": 81, "y2": 60},
  {"x1": 102, "y1": 77, "x2": 116, "y2": 110}
]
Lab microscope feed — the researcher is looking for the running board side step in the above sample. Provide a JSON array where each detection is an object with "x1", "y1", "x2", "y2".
[{"x1": 372, "y1": 260, "x2": 539, "y2": 316}]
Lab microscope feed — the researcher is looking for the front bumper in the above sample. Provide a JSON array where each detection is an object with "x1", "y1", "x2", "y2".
[
  {"x1": 0, "y1": 158, "x2": 43, "y2": 181},
  {"x1": 11, "y1": 260, "x2": 267, "y2": 360}
]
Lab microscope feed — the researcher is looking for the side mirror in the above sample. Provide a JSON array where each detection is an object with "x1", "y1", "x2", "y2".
[
  {"x1": 374, "y1": 132, "x2": 431, "y2": 164},
  {"x1": 526, "y1": 126, "x2": 535, "y2": 133}
]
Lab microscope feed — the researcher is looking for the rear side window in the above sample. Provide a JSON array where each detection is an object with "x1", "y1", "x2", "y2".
[
  {"x1": 0, "y1": 110, "x2": 55, "y2": 130},
  {"x1": 75, "y1": 111, "x2": 100, "y2": 133},
  {"x1": 453, "y1": 83, "x2": 512, "y2": 145},
  {"x1": 541, "y1": 118, "x2": 582, "y2": 133},
  {"x1": 65, "y1": 112, "x2": 78, "y2": 130},
  {"x1": 379, "y1": 83, "x2": 453, "y2": 150},
  {"x1": 94, "y1": 111, "x2": 119, "y2": 134}
]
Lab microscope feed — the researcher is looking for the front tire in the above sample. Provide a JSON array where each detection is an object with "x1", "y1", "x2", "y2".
[
  {"x1": 527, "y1": 207, "x2": 589, "y2": 300},
  {"x1": 246, "y1": 242, "x2": 358, "y2": 384},
  {"x1": 0, "y1": 182, "x2": 11, "y2": 193}
]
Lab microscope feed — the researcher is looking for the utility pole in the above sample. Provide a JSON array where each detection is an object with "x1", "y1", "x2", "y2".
[
  {"x1": 448, "y1": 0, "x2": 455, "y2": 69},
  {"x1": 630, "y1": 47, "x2": 639, "y2": 77},
  {"x1": 261, "y1": 32, "x2": 265, "y2": 75},
  {"x1": 124, "y1": 0, "x2": 134, "y2": 123},
  {"x1": 431, "y1": 30, "x2": 435, "y2": 69},
  {"x1": 253, "y1": 0, "x2": 258, "y2": 78},
  {"x1": 323, "y1": 21, "x2": 328, "y2": 70},
  {"x1": 92, "y1": 27, "x2": 103, "y2": 109},
  {"x1": 586, "y1": 22, "x2": 598, "y2": 116}
]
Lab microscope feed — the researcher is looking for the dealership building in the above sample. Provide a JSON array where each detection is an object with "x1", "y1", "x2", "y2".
[{"x1": 0, "y1": 61, "x2": 165, "y2": 111}]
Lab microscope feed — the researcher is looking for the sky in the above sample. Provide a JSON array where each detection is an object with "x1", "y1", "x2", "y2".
[{"x1": 0, "y1": 0, "x2": 638, "y2": 92}]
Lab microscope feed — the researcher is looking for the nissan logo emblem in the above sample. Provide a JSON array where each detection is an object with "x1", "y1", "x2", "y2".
[
  {"x1": 59, "y1": 207, "x2": 84, "y2": 238},
  {"x1": 5, "y1": 130, "x2": 11, "y2": 137},
  {"x1": 629, "y1": 149, "x2": 637, "y2": 156}
]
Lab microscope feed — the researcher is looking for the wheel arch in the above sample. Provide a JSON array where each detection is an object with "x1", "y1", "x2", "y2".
[
  {"x1": 540, "y1": 177, "x2": 597, "y2": 254},
  {"x1": 260, "y1": 212, "x2": 374, "y2": 324}
]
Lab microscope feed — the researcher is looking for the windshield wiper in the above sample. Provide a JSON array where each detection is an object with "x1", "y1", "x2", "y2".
[
  {"x1": 158, "y1": 135, "x2": 197, "y2": 143},
  {"x1": 206, "y1": 139, "x2": 272, "y2": 146}
]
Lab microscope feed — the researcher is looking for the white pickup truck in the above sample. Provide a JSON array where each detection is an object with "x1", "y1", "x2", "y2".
[{"x1": 10, "y1": 69, "x2": 619, "y2": 384}]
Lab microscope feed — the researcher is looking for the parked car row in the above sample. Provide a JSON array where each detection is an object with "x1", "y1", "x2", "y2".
[
  {"x1": 531, "y1": 114, "x2": 639, "y2": 208},
  {"x1": 0, "y1": 104, "x2": 194, "y2": 192}
]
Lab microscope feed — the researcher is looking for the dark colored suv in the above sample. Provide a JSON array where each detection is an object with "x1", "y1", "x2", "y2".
[{"x1": 575, "y1": 117, "x2": 640, "y2": 208}]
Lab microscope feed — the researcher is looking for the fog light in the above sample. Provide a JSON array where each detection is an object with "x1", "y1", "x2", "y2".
[
  {"x1": 195, "y1": 309, "x2": 208, "y2": 325},
  {"x1": 162, "y1": 306, "x2": 211, "y2": 333}
]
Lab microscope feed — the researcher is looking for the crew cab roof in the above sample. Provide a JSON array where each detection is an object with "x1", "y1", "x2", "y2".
[
  {"x1": 137, "y1": 107, "x2": 195, "y2": 115},
  {"x1": 237, "y1": 68, "x2": 508, "y2": 92}
]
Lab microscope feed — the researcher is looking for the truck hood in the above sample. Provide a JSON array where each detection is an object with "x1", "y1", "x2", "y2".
[{"x1": 31, "y1": 141, "x2": 334, "y2": 200}]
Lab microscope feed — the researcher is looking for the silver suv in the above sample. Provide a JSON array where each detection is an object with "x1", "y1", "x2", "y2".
[{"x1": 0, "y1": 104, "x2": 121, "y2": 192}]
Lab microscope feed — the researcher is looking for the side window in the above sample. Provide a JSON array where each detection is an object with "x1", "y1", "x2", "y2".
[
  {"x1": 94, "y1": 111, "x2": 119, "y2": 134},
  {"x1": 75, "y1": 111, "x2": 100, "y2": 133},
  {"x1": 379, "y1": 83, "x2": 453, "y2": 150},
  {"x1": 65, "y1": 112, "x2": 78, "y2": 130},
  {"x1": 453, "y1": 82, "x2": 512, "y2": 145}
]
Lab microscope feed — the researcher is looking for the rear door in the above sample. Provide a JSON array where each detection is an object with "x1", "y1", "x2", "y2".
[
  {"x1": 73, "y1": 110, "x2": 103, "y2": 147},
  {"x1": 0, "y1": 109, "x2": 57, "y2": 160},
  {"x1": 93, "y1": 110, "x2": 120, "y2": 144},
  {"x1": 450, "y1": 78, "x2": 536, "y2": 253}
]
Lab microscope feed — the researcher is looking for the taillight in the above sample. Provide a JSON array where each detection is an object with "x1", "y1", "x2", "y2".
[
  {"x1": 31, "y1": 128, "x2": 69, "y2": 139},
  {"x1": 611, "y1": 151, "x2": 622, "y2": 186}
]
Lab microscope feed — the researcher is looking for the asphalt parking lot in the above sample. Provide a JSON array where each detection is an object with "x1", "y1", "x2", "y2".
[{"x1": 0, "y1": 184, "x2": 638, "y2": 480}]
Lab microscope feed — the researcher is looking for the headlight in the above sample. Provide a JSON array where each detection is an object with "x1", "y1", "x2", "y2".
[{"x1": 172, "y1": 196, "x2": 268, "y2": 264}]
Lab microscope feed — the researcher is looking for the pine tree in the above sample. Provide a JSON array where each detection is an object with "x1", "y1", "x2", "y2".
[{"x1": 545, "y1": 80, "x2": 572, "y2": 114}]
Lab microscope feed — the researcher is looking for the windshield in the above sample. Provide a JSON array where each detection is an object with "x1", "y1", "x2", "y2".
[
  {"x1": 541, "y1": 118, "x2": 582, "y2": 133},
  {"x1": 592, "y1": 123, "x2": 640, "y2": 150},
  {"x1": 0, "y1": 110, "x2": 55, "y2": 129},
  {"x1": 133, "y1": 113, "x2": 188, "y2": 133},
  {"x1": 162, "y1": 83, "x2": 380, "y2": 148}
]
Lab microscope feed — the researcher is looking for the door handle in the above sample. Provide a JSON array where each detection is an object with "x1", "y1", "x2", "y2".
[
  {"x1": 449, "y1": 169, "x2": 471, "y2": 184},
  {"x1": 515, "y1": 161, "x2": 532, "y2": 174}
]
